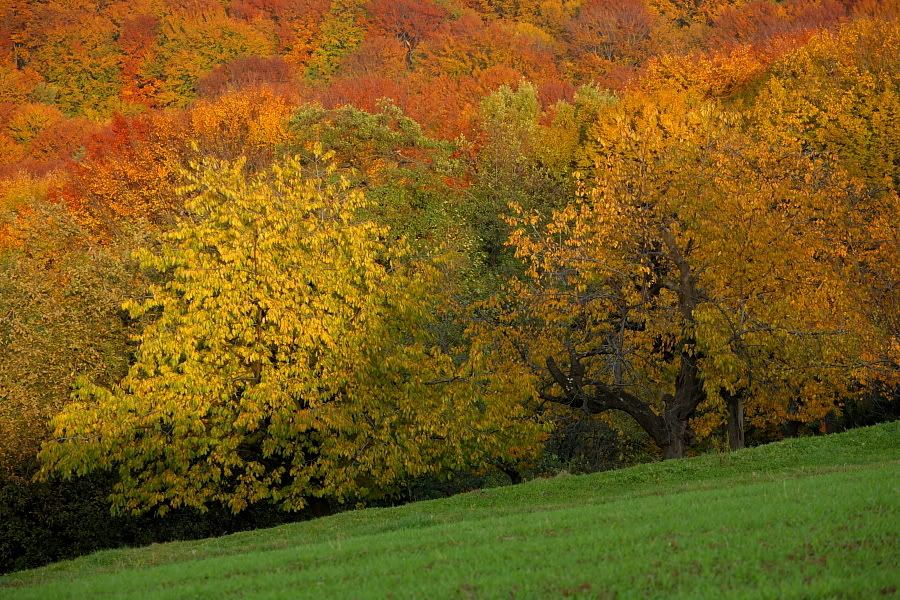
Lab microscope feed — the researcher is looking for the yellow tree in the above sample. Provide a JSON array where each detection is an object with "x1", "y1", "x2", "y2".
[
  {"x1": 305, "y1": 0, "x2": 366, "y2": 81},
  {"x1": 39, "y1": 151, "x2": 540, "y2": 515},
  {"x1": 475, "y1": 90, "x2": 874, "y2": 458},
  {"x1": 751, "y1": 18, "x2": 900, "y2": 391},
  {"x1": 140, "y1": 7, "x2": 275, "y2": 107},
  {"x1": 24, "y1": 0, "x2": 123, "y2": 116}
]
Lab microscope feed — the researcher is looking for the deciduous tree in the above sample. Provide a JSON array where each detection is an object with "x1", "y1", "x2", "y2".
[
  {"x1": 141, "y1": 7, "x2": 275, "y2": 107},
  {"x1": 39, "y1": 152, "x2": 540, "y2": 514},
  {"x1": 475, "y1": 91, "x2": 874, "y2": 457},
  {"x1": 565, "y1": 0, "x2": 655, "y2": 63},
  {"x1": 0, "y1": 200, "x2": 143, "y2": 474},
  {"x1": 367, "y1": 0, "x2": 448, "y2": 68}
]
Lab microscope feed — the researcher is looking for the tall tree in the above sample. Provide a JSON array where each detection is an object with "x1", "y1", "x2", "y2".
[
  {"x1": 749, "y1": 17, "x2": 900, "y2": 398},
  {"x1": 367, "y1": 0, "x2": 448, "y2": 68},
  {"x1": 141, "y1": 7, "x2": 275, "y2": 107},
  {"x1": 39, "y1": 152, "x2": 540, "y2": 515},
  {"x1": 474, "y1": 91, "x2": 874, "y2": 457},
  {"x1": 565, "y1": 0, "x2": 655, "y2": 63},
  {"x1": 0, "y1": 200, "x2": 143, "y2": 475},
  {"x1": 27, "y1": 5, "x2": 123, "y2": 116},
  {"x1": 305, "y1": 0, "x2": 366, "y2": 81}
]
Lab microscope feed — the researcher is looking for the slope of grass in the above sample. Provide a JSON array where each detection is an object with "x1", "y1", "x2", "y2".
[{"x1": 2, "y1": 422, "x2": 898, "y2": 599}]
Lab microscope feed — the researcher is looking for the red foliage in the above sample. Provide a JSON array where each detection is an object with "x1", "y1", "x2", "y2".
[
  {"x1": 118, "y1": 14, "x2": 161, "y2": 106},
  {"x1": 265, "y1": 0, "x2": 332, "y2": 52},
  {"x1": 710, "y1": 0, "x2": 848, "y2": 49},
  {"x1": 402, "y1": 65, "x2": 523, "y2": 139},
  {"x1": 320, "y1": 75, "x2": 407, "y2": 113},
  {"x1": 566, "y1": 0, "x2": 654, "y2": 62},
  {"x1": 598, "y1": 63, "x2": 640, "y2": 91},
  {"x1": 402, "y1": 74, "x2": 473, "y2": 139},
  {"x1": 851, "y1": 0, "x2": 900, "y2": 20},
  {"x1": 0, "y1": 103, "x2": 16, "y2": 127},
  {"x1": 197, "y1": 56, "x2": 298, "y2": 99},
  {"x1": 536, "y1": 78, "x2": 576, "y2": 108},
  {"x1": 228, "y1": 0, "x2": 290, "y2": 20},
  {"x1": 338, "y1": 35, "x2": 407, "y2": 78},
  {"x1": 0, "y1": 0, "x2": 30, "y2": 66},
  {"x1": 28, "y1": 116, "x2": 95, "y2": 164},
  {"x1": 367, "y1": 0, "x2": 449, "y2": 62},
  {"x1": 81, "y1": 113, "x2": 152, "y2": 162},
  {"x1": 118, "y1": 14, "x2": 158, "y2": 57},
  {"x1": 227, "y1": 0, "x2": 333, "y2": 22},
  {"x1": 57, "y1": 111, "x2": 187, "y2": 232}
]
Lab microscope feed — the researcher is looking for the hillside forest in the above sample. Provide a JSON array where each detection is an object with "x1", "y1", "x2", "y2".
[{"x1": 0, "y1": 0, "x2": 897, "y2": 571}]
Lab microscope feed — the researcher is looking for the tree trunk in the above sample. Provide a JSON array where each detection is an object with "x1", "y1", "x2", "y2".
[
  {"x1": 660, "y1": 412, "x2": 688, "y2": 460},
  {"x1": 663, "y1": 436, "x2": 684, "y2": 459},
  {"x1": 541, "y1": 345, "x2": 704, "y2": 462},
  {"x1": 404, "y1": 40, "x2": 415, "y2": 70},
  {"x1": 496, "y1": 463, "x2": 522, "y2": 484},
  {"x1": 727, "y1": 392, "x2": 745, "y2": 451}
]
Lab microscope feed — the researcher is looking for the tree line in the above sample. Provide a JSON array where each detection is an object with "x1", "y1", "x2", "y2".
[{"x1": 0, "y1": 0, "x2": 896, "y2": 560}]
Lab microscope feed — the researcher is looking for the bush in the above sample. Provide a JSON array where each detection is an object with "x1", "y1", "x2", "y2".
[{"x1": 0, "y1": 467, "x2": 306, "y2": 575}]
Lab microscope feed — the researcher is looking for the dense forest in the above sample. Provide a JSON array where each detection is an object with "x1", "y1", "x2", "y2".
[{"x1": 0, "y1": 0, "x2": 897, "y2": 572}]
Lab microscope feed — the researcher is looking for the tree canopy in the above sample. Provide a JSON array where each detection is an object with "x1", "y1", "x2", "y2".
[
  {"x1": 38, "y1": 152, "x2": 541, "y2": 514},
  {"x1": 0, "y1": 0, "x2": 895, "y2": 522},
  {"x1": 472, "y1": 89, "x2": 886, "y2": 457}
]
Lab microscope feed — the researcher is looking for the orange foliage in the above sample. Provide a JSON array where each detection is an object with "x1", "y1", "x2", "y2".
[
  {"x1": 117, "y1": 14, "x2": 161, "y2": 106},
  {"x1": 566, "y1": 0, "x2": 655, "y2": 62},
  {"x1": 188, "y1": 87, "x2": 293, "y2": 167},
  {"x1": 641, "y1": 45, "x2": 769, "y2": 98},
  {"x1": 709, "y1": 0, "x2": 849, "y2": 49},
  {"x1": 60, "y1": 112, "x2": 184, "y2": 233},
  {"x1": 367, "y1": 0, "x2": 449, "y2": 67},
  {"x1": 197, "y1": 56, "x2": 299, "y2": 99},
  {"x1": 61, "y1": 85, "x2": 294, "y2": 235}
]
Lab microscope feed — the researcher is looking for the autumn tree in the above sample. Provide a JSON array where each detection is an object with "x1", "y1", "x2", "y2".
[
  {"x1": 27, "y1": 6, "x2": 123, "y2": 116},
  {"x1": 640, "y1": 45, "x2": 769, "y2": 101},
  {"x1": 366, "y1": 0, "x2": 448, "y2": 68},
  {"x1": 752, "y1": 18, "x2": 898, "y2": 201},
  {"x1": 475, "y1": 91, "x2": 874, "y2": 458},
  {"x1": 141, "y1": 7, "x2": 275, "y2": 107},
  {"x1": 410, "y1": 14, "x2": 563, "y2": 136},
  {"x1": 0, "y1": 64, "x2": 41, "y2": 105},
  {"x1": 116, "y1": 14, "x2": 161, "y2": 107},
  {"x1": 39, "y1": 152, "x2": 540, "y2": 515},
  {"x1": 286, "y1": 103, "x2": 467, "y2": 248},
  {"x1": 197, "y1": 56, "x2": 297, "y2": 99},
  {"x1": 465, "y1": 0, "x2": 544, "y2": 19},
  {"x1": 415, "y1": 12, "x2": 556, "y2": 81},
  {"x1": 469, "y1": 82, "x2": 614, "y2": 275},
  {"x1": 0, "y1": 200, "x2": 144, "y2": 475},
  {"x1": 62, "y1": 87, "x2": 292, "y2": 236},
  {"x1": 749, "y1": 18, "x2": 900, "y2": 395},
  {"x1": 319, "y1": 36, "x2": 407, "y2": 113},
  {"x1": 272, "y1": 0, "x2": 331, "y2": 67},
  {"x1": 565, "y1": 0, "x2": 655, "y2": 63},
  {"x1": 188, "y1": 87, "x2": 293, "y2": 170},
  {"x1": 708, "y1": 0, "x2": 848, "y2": 50},
  {"x1": 60, "y1": 111, "x2": 185, "y2": 235},
  {"x1": 335, "y1": 34, "x2": 408, "y2": 79},
  {"x1": 5, "y1": 103, "x2": 63, "y2": 146},
  {"x1": 305, "y1": 0, "x2": 366, "y2": 81}
]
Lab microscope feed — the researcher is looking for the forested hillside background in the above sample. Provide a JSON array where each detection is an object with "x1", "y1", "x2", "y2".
[{"x1": 0, "y1": 0, "x2": 897, "y2": 573}]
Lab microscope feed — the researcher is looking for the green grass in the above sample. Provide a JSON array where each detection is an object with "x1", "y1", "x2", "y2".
[{"x1": 2, "y1": 423, "x2": 898, "y2": 599}]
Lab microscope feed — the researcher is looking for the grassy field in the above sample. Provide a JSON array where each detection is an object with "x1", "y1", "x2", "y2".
[{"x1": 1, "y1": 422, "x2": 898, "y2": 599}]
